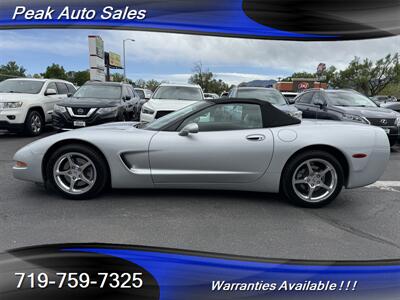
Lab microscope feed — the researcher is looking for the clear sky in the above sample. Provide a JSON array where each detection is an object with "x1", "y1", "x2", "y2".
[{"x1": 0, "y1": 29, "x2": 399, "y2": 85}]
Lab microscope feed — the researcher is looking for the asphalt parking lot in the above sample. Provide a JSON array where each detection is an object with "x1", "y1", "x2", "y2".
[{"x1": 1, "y1": 129, "x2": 400, "y2": 260}]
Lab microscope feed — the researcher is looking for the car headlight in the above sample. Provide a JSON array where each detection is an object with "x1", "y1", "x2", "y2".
[
  {"x1": 98, "y1": 107, "x2": 118, "y2": 114},
  {"x1": 142, "y1": 106, "x2": 155, "y2": 115},
  {"x1": 1, "y1": 101, "x2": 23, "y2": 109},
  {"x1": 54, "y1": 104, "x2": 66, "y2": 113},
  {"x1": 289, "y1": 111, "x2": 302, "y2": 120},
  {"x1": 342, "y1": 113, "x2": 370, "y2": 124}
]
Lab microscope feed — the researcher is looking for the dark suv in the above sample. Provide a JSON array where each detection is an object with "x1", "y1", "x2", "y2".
[
  {"x1": 295, "y1": 89, "x2": 400, "y2": 146},
  {"x1": 52, "y1": 81, "x2": 139, "y2": 130}
]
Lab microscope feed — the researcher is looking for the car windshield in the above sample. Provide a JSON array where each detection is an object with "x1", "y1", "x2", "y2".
[
  {"x1": 152, "y1": 86, "x2": 203, "y2": 101},
  {"x1": 0, "y1": 80, "x2": 44, "y2": 94},
  {"x1": 327, "y1": 91, "x2": 377, "y2": 107},
  {"x1": 143, "y1": 102, "x2": 210, "y2": 130},
  {"x1": 73, "y1": 85, "x2": 121, "y2": 99},
  {"x1": 135, "y1": 89, "x2": 145, "y2": 98},
  {"x1": 237, "y1": 89, "x2": 287, "y2": 105}
]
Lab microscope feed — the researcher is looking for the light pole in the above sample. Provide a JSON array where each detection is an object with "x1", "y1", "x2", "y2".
[{"x1": 123, "y1": 38, "x2": 135, "y2": 82}]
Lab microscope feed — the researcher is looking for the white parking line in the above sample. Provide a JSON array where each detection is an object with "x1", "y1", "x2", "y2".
[{"x1": 366, "y1": 181, "x2": 400, "y2": 192}]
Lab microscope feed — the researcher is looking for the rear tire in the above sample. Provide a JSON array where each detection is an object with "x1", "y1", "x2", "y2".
[
  {"x1": 45, "y1": 144, "x2": 109, "y2": 200},
  {"x1": 281, "y1": 150, "x2": 344, "y2": 208},
  {"x1": 24, "y1": 110, "x2": 43, "y2": 136}
]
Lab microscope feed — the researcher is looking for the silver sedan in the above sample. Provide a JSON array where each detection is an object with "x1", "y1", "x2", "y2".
[{"x1": 13, "y1": 98, "x2": 390, "y2": 207}]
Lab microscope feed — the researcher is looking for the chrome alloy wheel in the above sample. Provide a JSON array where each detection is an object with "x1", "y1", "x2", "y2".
[
  {"x1": 292, "y1": 158, "x2": 338, "y2": 203},
  {"x1": 31, "y1": 114, "x2": 42, "y2": 133},
  {"x1": 53, "y1": 152, "x2": 97, "y2": 195}
]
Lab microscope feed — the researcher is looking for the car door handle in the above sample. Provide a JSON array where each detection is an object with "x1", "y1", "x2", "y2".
[{"x1": 246, "y1": 134, "x2": 265, "y2": 141}]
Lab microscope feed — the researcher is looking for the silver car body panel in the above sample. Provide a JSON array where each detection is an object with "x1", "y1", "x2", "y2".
[{"x1": 13, "y1": 120, "x2": 390, "y2": 193}]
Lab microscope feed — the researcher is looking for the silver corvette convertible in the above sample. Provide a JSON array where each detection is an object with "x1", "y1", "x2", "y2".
[{"x1": 13, "y1": 98, "x2": 390, "y2": 207}]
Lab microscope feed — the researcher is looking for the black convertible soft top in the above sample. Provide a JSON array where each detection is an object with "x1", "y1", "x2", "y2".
[{"x1": 209, "y1": 98, "x2": 301, "y2": 127}]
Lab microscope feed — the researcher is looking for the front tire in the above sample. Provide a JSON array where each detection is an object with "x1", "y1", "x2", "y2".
[
  {"x1": 24, "y1": 110, "x2": 43, "y2": 136},
  {"x1": 281, "y1": 150, "x2": 344, "y2": 208},
  {"x1": 45, "y1": 144, "x2": 109, "y2": 200}
]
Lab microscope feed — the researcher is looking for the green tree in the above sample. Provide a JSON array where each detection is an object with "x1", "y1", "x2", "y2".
[
  {"x1": 42, "y1": 63, "x2": 67, "y2": 80},
  {"x1": 380, "y1": 82, "x2": 400, "y2": 98},
  {"x1": 188, "y1": 62, "x2": 213, "y2": 91},
  {"x1": 0, "y1": 61, "x2": 26, "y2": 81},
  {"x1": 111, "y1": 73, "x2": 124, "y2": 82},
  {"x1": 72, "y1": 71, "x2": 90, "y2": 86},
  {"x1": 145, "y1": 79, "x2": 161, "y2": 91},
  {"x1": 330, "y1": 53, "x2": 400, "y2": 96},
  {"x1": 135, "y1": 79, "x2": 146, "y2": 88},
  {"x1": 321, "y1": 66, "x2": 337, "y2": 86},
  {"x1": 188, "y1": 62, "x2": 230, "y2": 94}
]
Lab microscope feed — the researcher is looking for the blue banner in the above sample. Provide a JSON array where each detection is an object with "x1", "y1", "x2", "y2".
[
  {"x1": 0, "y1": 0, "x2": 399, "y2": 40},
  {"x1": 1, "y1": 244, "x2": 399, "y2": 299}
]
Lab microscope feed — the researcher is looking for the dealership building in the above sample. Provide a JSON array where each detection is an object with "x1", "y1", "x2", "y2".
[{"x1": 274, "y1": 78, "x2": 327, "y2": 92}]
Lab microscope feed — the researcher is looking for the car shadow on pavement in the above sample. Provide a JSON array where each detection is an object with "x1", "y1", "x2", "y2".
[
  {"x1": 107, "y1": 188, "x2": 285, "y2": 203},
  {"x1": 0, "y1": 127, "x2": 56, "y2": 139},
  {"x1": 23, "y1": 183, "x2": 287, "y2": 207}
]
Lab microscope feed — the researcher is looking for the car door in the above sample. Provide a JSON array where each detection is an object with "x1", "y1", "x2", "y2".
[
  {"x1": 148, "y1": 103, "x2": 274, "y2": 184},
  {"x1": 129, "y1": 86, "x2": 141, "y2": 109},
  {"x1": 295, "y1": 92, "x2": 316, "y2": 118},
  {"x1": 42, "y1": 82, "x2": 62, "y2": 122},
  {"x1": 312, "y1": 92, "x2": 332, "y2": 120},
  {"x1": 122, "y1": 85, "x2": 134, "y2": 113}
]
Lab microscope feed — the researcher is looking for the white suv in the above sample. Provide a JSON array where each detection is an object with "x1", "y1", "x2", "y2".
[
  {"x1": 0, "y1": 78, "x2": 76, "y2": 136},
  {"x1": 140, "y1": 83, "x2": 204, "y2": 123}
]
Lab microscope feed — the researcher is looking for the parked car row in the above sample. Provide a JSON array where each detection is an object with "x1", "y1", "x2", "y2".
[
  {"x1": 1, "y1": 77, "x2": 399, "y2": 148},
  {"x1": 0, "y1": 78, "x2": 153, "y2": 136}
]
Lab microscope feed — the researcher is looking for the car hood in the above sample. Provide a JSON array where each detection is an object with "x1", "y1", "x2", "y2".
[
  {"x1": 333, "y1": 105, "x2": 400, "y2": 118},
  {"x1": 13, "y1": 122, "x2": 149, "y2": 157},
  {"x1": 146, "y1": 99, "x2": 200, "y2": 111},
  {"x1": 59, "y1": 98, "x2": 120, "y2": 108},
  {"x1": 0, "y1": 93, "x2": 40, "y2": 101}
]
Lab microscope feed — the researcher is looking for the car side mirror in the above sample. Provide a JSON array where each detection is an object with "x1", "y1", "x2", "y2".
[
  {"x1": 288, "y1": 98, "x2": 296, "y2": 105},
  {"x1": 314, "y1": 99, "x2": 326, "y2": 109},
  {"x1": 45, "y1": 88, "x2": 57, "y2": 96},
  {"x1": 123, "y1": 96, "x2": 131, "y2": 101},
  {"x1": 67, "y1": 93, "x2": 73, "y2": 97},
  {"x1": 179, "y1": 123, "x2": 199, "y2": 136}
]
